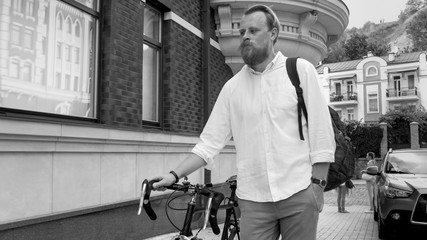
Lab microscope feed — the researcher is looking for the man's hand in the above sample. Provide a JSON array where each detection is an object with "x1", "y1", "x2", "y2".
[
  {"x1": 150, "y1": 173, "x2": 176, "y2": 190},
  {"x1": 311, "y1": 183, "x2": 325, "y2": 212}
]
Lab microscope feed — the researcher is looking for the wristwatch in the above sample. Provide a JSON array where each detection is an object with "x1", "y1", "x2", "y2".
[{"x1": 311, "y1": 177, "x2": 327, "y2": 188}]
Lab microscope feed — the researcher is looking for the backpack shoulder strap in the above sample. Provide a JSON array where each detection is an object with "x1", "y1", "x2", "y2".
[{"x1": 286, "y1": 57, "x2": 308, "y2": 140}]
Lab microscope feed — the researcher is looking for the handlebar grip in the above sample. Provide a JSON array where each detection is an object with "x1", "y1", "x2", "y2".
[
  {"x1": 208, "y1": 191, "x2": 225, "y2": 235},
  {"x1": 141, "y1": 179, "x2": 157, "y2": 220}
]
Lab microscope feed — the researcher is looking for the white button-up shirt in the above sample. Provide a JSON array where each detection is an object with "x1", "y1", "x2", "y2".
[{"x1": 192, "y1": 52, "x2": 335, "y2": 202}]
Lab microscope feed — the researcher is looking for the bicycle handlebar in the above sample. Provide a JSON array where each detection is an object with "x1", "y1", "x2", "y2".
[{"x1": 138, "y1": 179, "x2": 224, "y2": 235}]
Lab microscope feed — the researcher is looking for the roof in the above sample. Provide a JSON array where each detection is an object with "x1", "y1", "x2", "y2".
[{"x1": 316, "y1": 51, "x2": 426, "y2": 74}]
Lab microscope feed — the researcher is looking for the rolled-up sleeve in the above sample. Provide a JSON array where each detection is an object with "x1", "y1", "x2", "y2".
[
  {"x1": 192, "y1": 84, "x2": 233, "y2": 169},
  {"x1": 297, "y1": 59, "x2": 335, "y2": 165}
]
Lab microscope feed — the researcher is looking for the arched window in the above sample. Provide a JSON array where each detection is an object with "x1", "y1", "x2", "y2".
[
  {"x1": 366, "y1": 66, "x2": 378, "y2": 77},
  {"x1": 75, "y1": 21, "x2": 81, "y2": 37},
  {"x1": 66, "y1": 17, "x2": 72, "y2": 34},
  {"x1": 56, "y1": 13, "x2": 63, "y2": 30}
]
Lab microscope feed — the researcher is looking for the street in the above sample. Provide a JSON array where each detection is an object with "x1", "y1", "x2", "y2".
[{"x1": 148, "y1": 180, "x2": 425, "y2": 240}]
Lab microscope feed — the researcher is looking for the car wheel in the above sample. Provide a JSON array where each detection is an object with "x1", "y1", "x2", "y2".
[{"x1": 378, "y1": 217, "x2": 388, "y2": 239}]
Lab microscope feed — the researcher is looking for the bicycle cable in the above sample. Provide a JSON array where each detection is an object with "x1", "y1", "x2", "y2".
[{"x1": 165, "y1": 190, "x2": 192, "y2": 231}]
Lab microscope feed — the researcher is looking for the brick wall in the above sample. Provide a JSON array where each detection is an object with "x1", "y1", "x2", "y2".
[
  {"x1": 100, "y1": 0, "x2": 233, "y2": 133},
  {"x1": 100, "y1": 0, "x2": 143, "y2": 128}
]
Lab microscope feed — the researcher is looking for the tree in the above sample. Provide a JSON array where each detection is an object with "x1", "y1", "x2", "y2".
[
  {"x1": 367, "y1": 40, "x2": 390, "y2": 57},
  {"x1": 343, "y1": 33, "x2": 368, "y2": 60},
  {"x1": 407, "y1": 8, "x2": 427, "y2": 50}
]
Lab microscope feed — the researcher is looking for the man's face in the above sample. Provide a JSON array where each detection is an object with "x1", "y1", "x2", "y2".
[{"x1": 238, "y1": 11, "x2": 275, "y2": 67}]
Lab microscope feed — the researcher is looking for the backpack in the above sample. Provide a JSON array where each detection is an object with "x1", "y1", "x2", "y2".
[{"x1": 286, "y1": 57, "x2": 356, "y2": 192}]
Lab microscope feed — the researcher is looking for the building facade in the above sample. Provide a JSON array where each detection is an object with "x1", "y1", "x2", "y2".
[
  {"x1": 0, "y1": 0, "x2": 348, "y2": 239},
  {"x1": 317, "y1": 51, "x2": 427, "y2": 123}
]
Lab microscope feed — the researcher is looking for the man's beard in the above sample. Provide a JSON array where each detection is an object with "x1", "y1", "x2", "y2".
[{"x1": 239, "y1": 41, "x2": 269, "y2": 68}]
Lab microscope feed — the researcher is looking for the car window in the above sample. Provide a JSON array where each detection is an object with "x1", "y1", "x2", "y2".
[{"x1": 386, "y1": 152, "x2": 427, "y2": 174}]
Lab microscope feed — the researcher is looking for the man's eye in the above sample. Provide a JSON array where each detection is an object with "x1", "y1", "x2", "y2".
[{"x1": 239, "y1": 31, "x2": 245, "y2": 36}]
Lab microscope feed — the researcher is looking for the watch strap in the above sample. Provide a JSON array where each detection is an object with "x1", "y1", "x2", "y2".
[{"x1": 169, "y1": 171, "x2": 179, "y2": 183}]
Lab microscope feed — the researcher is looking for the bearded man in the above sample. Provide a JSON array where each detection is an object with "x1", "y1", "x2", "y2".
[{"x1": 151, "y1": 4, "x2": 335, "y2": 240}]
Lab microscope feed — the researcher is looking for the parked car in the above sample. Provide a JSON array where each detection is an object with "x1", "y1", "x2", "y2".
[{"x1": 367, "y1": 148, "x2": 427, "y2": 239}]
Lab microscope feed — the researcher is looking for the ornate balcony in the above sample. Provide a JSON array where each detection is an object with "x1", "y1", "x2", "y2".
[
  {"x1": 330, "y1": 92, "x2": 358, "y2": 106},
  {"x1": 386, "y1": 87, "x2": 419, "y2": 102},
  {"x1": 210, "y1": 0, "x2": 349, "y2": 74}
]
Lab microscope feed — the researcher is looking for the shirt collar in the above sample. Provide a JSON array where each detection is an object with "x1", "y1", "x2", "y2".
[{"x1": 247, "y1": 51, "x2": 283, "y2": 75}]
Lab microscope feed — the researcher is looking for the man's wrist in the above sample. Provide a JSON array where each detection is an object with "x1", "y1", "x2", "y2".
[
  {"x1": 169, "y1": 171, "x2": 179, "y2": 183},
  {"x1": 311, "y1": 177, "x2": 327, "y2": 188}
]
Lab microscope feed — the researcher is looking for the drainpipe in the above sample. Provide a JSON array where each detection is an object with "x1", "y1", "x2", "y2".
[{"x1": 202, "y1": 0, "x2": 211, "y2": 184}]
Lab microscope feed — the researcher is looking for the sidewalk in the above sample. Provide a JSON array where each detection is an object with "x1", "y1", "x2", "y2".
[{"x1": 146, "y1": 180, "x2": 380, "y2": 240}]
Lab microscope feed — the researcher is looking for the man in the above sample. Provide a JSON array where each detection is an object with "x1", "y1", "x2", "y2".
[{"x1": 151, "y1": 4, "x2": 335, "y2": 240}]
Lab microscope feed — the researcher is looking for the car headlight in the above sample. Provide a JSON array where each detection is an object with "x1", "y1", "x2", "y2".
[{"x1": 384, "y1": 185, "x2": 412, "y2": 198}]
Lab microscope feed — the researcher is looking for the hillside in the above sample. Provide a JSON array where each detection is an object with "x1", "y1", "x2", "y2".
[{"x1": 347, "y1": 18, "x2": 413, "y2": 53}]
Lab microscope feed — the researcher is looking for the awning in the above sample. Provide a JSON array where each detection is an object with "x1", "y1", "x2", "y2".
[
  {"x1": 329, "y1": 73, "x2": 356, "y2": 80},
  {"x1": 387, "y1": 66, "x2": 418, "y2": 73}
]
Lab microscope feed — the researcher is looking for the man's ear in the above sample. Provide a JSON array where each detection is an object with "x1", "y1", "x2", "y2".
[{"x1": 270, "y1": 27, "x2": 278, "y2": 42}]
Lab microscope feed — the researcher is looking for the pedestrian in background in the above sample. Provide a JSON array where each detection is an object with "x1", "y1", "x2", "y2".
[
  {"x1": 361, "y1": 152, "x2": 377, "y2": 212},
  {"x1": 150, "y1": 4, "x2": 335, "y2": 240},
  {"x1": 337, "y1": 179, "x2": 355, "y2": 213}
]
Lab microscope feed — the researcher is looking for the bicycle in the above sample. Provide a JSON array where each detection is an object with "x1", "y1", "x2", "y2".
[{"x1": 138, "y1": 175, "x2": 240, "y2": 240}]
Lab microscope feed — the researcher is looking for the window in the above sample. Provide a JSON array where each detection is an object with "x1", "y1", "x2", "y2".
[
  {"x1": 75, "y1": 22, "x2": 81, "y2": 37},
  {"x1": 393, "y1": 75, "x2": 401, "y2": 96},
  {"x1": 408, "y1": 75, "x2": 415, "y2": 89},
  {"x1": 142, "y1": 5, "x2": 162, "y2": 124},
  {"x1": 335, "y1": 82, "x2": 341, "y2": 95},
  {"x1": 55, "y1": 73, "x2": 62, "y2": 89},
  {"x1": 66, "y1": 18, "x2": 72, "y2": 34},
  {"x1": 56, "y1": 14, "x2": 63, "y2": 31},
  {"x1": 22, "y1": 63, "x2": 32, "y2": 81},
  {"x1": 10, "y1": 59, "x2": 19, "y2": 78},
  {"x1": 23, "y1": 28, "x2": 33, "y2": 48},
  {"x1": 74, "y1": 47, "x2": 80, "y2": 64},
  {"x1": 13, "y1": 0, "x2": 23, "y2": 13},
  {"x1": 56, "y1": 42, "x2": 62, "y2": 59},
  {"x1": 1, "y1": 0, "x2": 100, "y2": 119},
  {"x1": 347, "y1": 108, "x2": 354, "y2": 121},
  {"x1": 11, "y1": 25, "x2": 20, "y2": 45},
  {"x1": 347, "y1": 81, "x2": 353, "y2": 93},
  {"x1": 65, "y1": 45, "x2": 71, "y2": 62},
  {"x1": 368, "y1": 93, "x2": 379, "y2": 113},
  {"x1": 366, "y1": 66, "x2": 378, "y2": 76},
  {"x1": 26, "y1": 0, "x2": 35, "y2": 18}
]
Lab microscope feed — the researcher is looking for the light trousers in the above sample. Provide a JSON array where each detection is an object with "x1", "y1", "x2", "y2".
[{"x1": 238, "y1": 185, "x2": 320, "y2": 240}]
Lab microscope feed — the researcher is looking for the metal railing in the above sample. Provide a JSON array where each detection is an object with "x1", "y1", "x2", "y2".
[
  {"x1": 386, "y1": 87, "x2": 418, "y2": 97},
  {"x1": 330, "y1": 92, "x2": 358, "y2": 102}
]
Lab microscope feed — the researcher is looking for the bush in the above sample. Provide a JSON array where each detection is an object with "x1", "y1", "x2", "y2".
[
  {"x1": 344, "y1": 120, "x2": 383, "y2": 158},
  {"x1": 378, "y1": 106, "x2": 427, "y2": 148}
]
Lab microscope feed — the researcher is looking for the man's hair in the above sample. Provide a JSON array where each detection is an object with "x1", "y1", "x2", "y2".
[
  {"x1": 367, "y1": 152, "x2": 375, "y2": 159},
  {"x1": 244, "y1": 4, "x2": 280, "y2": 44}
]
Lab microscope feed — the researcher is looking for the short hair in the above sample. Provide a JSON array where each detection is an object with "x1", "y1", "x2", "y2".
[
  {"x1": 244, "y1": 4, "x2": 280, "y2": 44},
  {"x1": 367, "y1": 152, "x2": 375, "y2": 159}
]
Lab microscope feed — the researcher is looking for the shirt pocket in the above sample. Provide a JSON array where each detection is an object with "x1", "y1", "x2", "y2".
[{"x1": 268, "y1": 88, "x2": 297, "y2": 113}]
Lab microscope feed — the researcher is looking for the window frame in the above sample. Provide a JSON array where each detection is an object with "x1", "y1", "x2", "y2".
[
  {"x1": 366, "y1": 66, "x2": 378, "y2": 77},
  {"x1": 0, "y1": 0, "x2": 101, "y2": 123},
  {"x1": 142, "y1": 3, "x2": 163, "y2": 127}
]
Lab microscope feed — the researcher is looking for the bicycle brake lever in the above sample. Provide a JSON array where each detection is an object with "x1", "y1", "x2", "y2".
[
  {"x1": 138, "y1": 179, "x2": 157, "y2": 220},
  {"x1": 208, "y1": 191, "x2": 224, "y2": 235},
  {"x1": 202, "y1": 193, "x2": 214, "y2": 230}
]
